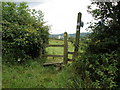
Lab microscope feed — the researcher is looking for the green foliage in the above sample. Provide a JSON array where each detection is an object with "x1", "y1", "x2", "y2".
[
  {"x1": 87, "y1": 2, "x2": 120, "y2": 53},
  {"x1": 74, "y1": 51, "x2": 119, "y2": 88},
  {"x1": 73, "y1": 2, "x2": 120, "y2": 88},
  {"x1": 2, "y1": 2, "x2": 49, "y2": 63}
]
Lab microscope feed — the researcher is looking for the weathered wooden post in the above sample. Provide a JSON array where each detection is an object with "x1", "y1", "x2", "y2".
[
  {"x1": 73, "y1": 12, "x2": 82, "y2": 60},
  {"x1": 63, "y1": 32, "x2": 68, "y2": 64}
]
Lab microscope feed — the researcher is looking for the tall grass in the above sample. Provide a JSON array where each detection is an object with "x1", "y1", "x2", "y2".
[
  {"x1": 3, "y1": 60, "x2": 58, "y2": 88},
  {"x1": 2, "y1": 39, "x2": 79, "y2": 88}
]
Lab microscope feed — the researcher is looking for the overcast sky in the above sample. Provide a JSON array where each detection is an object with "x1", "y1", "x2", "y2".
[{"x1": 27, "y1": 0, "x2": 93, "y2": 34}]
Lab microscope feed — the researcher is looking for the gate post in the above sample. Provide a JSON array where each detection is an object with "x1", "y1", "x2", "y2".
[
  {"x1": 73, "y1": 12, "x2": 82, "y2": 60},
  {"x1": 63, "y1": 32, "x2": 68, "y2": 64}
]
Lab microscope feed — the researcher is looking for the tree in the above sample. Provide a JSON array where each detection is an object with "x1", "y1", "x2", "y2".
[{"x1": 87, "y1": 2, "x2": 120, "y2": 53}]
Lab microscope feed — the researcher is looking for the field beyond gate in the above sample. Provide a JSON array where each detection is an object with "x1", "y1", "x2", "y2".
[{"x1": 46, "y1": 39, "x2": 74, "y2": 63}]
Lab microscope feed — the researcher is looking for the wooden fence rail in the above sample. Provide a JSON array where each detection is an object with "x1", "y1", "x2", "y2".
[
  {"x1": 47, "y1": 55, "x2": 64, "y2": 57},
  {"x1": 47, "y1": 45, "x2": 64, "y2": 47},
  {"x1": 68, "y1": 52, "x2": 74, "y2": 54}
]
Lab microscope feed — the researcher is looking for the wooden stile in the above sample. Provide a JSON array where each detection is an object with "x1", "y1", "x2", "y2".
[{"x1": 43, "y1": 12, "x2": 82, "y2": 67}]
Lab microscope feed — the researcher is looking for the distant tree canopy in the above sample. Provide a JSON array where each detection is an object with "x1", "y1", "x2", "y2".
[{"x1": 2, "y1": 2, "x2": 49, "y2": 63}]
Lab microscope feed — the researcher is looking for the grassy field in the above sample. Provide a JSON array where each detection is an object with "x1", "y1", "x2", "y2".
[{"x1": 2, "y1": 39, "x2": 75, "y2": 88}]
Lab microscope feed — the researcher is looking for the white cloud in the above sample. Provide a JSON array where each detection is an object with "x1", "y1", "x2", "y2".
[{"x1": 28, "y1": 0, "x2": 93, "y2": 34}]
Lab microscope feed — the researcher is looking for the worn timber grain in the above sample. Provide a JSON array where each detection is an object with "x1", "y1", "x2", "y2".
[
  {"x1": 73, "y1": 12, "x2": 82, "y2": 60},
  {"x1": 63, "y1": 32, "x2": 68, "y2": 64},
  {"x1": 47, "y1": 45, "x2": 64, "y2": 47},
  {"x1": 47, "y1": 55, "x2": 64, "y2": 57},
  {"x1": 68, "y1": 52, "x2": 74, "y2": 54},
  {"x1": 68, "y1": 58, "x2": 74, "y2": 61}
]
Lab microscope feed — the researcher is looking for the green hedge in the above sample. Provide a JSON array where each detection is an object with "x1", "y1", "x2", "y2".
[
  {"x1": 74, "y1": 51, "x2": 119, "y2": 88},
  {"x1": 2, "y1": 2, "x2": 49, "y2": 63}
]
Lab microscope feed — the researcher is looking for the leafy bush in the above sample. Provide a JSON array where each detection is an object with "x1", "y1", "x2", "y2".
[
  {"x1": 74, "y1": 51, "x2": 119, "y2": 88},
  {"x1": 71, "y1": 2, "x2": 120, "y2": 88},
  {"x1": 2, "y1": 2, "x2": 49, "y2": 63},
  {"x1": 87, "y1": 2, "x2": 120, "y2": 54}
]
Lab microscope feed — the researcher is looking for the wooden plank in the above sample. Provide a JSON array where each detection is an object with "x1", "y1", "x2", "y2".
[
  {"x1": 47, "y1": 55, "x2": 64, "y2": 57},
  {"x1": 42, "y1": 62, "x2": 63, "y2": 66},
  {"x1": 73, "y1": 12, "x2": 82, "y2": 60},
  {"x1": 47, "y1": 45, "x2": 64, "y2": 47},
  {"x1": 68, "y1": 58, "x2": 74, "y2": 61},
  {"x1": 68, "y1": 52, "x2": 74, "y2": 54},
  {"x1": 63, "y1": 32, "x2": 68, "y2": 64}
]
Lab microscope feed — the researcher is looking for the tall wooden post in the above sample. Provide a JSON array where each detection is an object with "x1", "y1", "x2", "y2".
[
  {"x1": 63, "y1": 32, "x2": 68, "y2": 64},
  {"x1": 73, "y1": 12, "x2": 82, "y2": 60}
]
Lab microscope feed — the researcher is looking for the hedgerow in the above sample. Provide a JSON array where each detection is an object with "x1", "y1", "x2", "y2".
[{"x1": 2, "y1": 2, "x2": 49, "y2": 63}]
